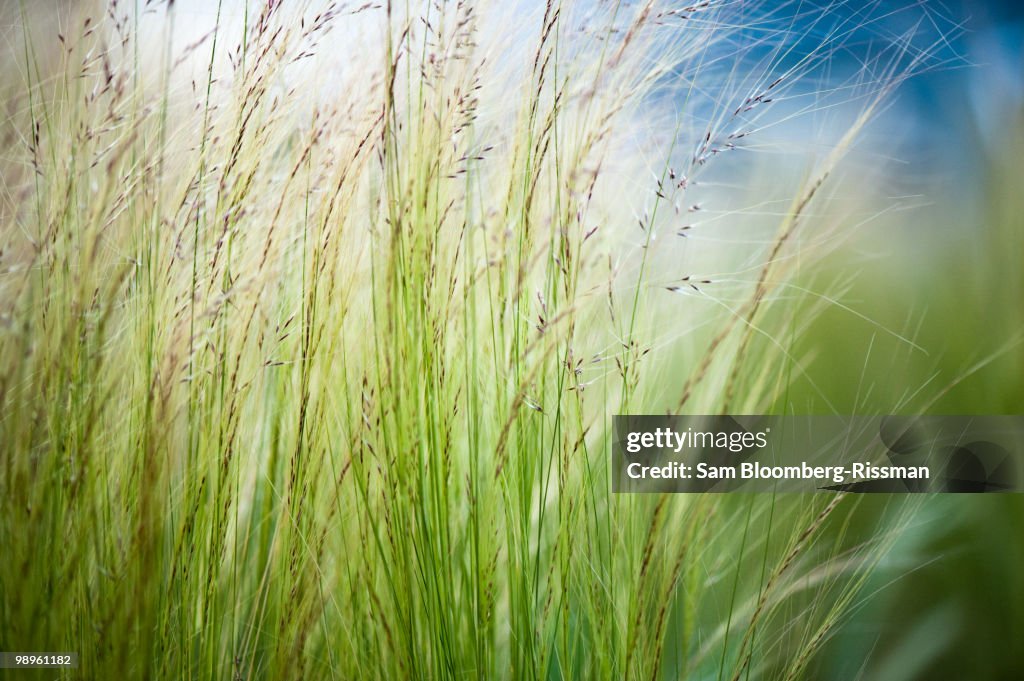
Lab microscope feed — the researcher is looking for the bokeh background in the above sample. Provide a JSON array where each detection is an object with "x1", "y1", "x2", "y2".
[{"x1": 781, "y1": 1, "x2": 1024, "y2": 678}]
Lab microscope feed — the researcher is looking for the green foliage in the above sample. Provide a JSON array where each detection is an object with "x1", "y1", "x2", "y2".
[{"x1": 0, "y1": 1, "x2": 926, "y2": 679}]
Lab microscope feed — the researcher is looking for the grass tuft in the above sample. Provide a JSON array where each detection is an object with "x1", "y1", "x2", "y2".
[{"x1": 0, "y1": 1, "x2": 941, "y2": 679}]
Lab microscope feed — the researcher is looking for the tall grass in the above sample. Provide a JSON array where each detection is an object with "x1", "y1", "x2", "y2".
[{"x1": 0, "y1": 1, "x2": 932, "y2": 679}]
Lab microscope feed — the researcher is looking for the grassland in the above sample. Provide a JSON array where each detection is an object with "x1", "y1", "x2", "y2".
[{"x1": 0, "y1": 1, "x2": 947, "y2": 679}]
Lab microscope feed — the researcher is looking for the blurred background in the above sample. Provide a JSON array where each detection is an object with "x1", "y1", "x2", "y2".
[{"x1": 780, "y1": 1, "x2": 1024, "y2": 679}]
